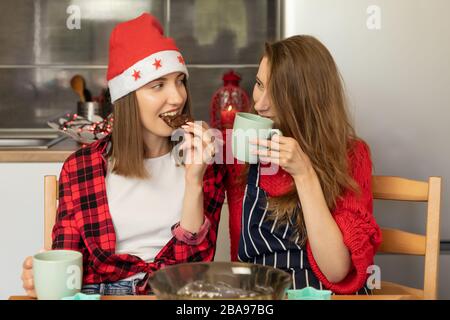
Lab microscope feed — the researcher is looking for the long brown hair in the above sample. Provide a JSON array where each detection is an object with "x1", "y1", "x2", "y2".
[
  {"x1": 254, "y1": 35, "x2": 360, "y2": 245},
  {"x1": 110, "y1": 79, "x2": 192, "y2": 179}
]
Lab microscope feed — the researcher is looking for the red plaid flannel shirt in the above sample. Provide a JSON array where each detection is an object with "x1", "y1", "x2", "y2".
[{"x1": 52, "y1": 135, "x2": 226, "y2": 293}]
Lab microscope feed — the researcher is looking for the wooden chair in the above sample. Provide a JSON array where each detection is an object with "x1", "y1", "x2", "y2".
[
  {"x1": 44, "y1": 175, "x2": 58, "y2": 251},
  {"x1": 372, "y1": 176, "x2": 442, "y2": 299}
]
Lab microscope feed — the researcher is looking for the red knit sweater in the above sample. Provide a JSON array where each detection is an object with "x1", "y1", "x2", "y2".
[{"x1": 224, "y1": 139, "x2": 382, "y2": 294}]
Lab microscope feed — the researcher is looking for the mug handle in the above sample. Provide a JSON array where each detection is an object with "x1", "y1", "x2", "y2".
[
  {"x1": 258, "y1": 129, "x2": 283, "y2": 151},
  {"x1": 268, "y1": 129, "x2": 283, "y2": 139}
]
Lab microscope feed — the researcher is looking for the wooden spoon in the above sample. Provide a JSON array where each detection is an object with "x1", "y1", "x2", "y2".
[{"x1": 70, "y1": 75, "x2": 86, "y2": 102}]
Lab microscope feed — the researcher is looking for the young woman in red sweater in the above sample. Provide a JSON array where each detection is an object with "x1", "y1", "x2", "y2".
[{"x1": 225, "y1": 35, "x2": 382, "y2": 294}]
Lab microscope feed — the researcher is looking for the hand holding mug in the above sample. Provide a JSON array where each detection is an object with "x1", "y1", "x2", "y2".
[
  {"x1": 250, "y1": 134, "x2": 314, "y2": 180},
  {"x1": 21, "y1": 256, "x2": 36, "y2": 298}
]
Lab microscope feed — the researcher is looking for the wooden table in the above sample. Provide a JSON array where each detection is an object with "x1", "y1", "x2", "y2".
[{"x1": 9, "y1": 295, "x2": 417, "y2": 300}]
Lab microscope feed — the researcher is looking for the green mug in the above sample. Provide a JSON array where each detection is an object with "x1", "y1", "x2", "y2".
[
  {"x1": 33, "y1": 250, "x2": 83, "y2": 300},
  {"x1": 286, "y1": 287, "x2": 332, "y2": 300},
  {"x1": 232, "y1": 112, "x2": 282, "y2": 164}
]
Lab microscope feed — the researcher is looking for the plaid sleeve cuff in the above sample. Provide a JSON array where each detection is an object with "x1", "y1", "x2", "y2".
[{"x1": 171, "y1": 216, "x2": 211, "y2": 245}]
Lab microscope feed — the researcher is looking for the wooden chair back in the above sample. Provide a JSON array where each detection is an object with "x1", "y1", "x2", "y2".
[{"x1": 372, "y1": 176, "x2": 442, "y2": 299}]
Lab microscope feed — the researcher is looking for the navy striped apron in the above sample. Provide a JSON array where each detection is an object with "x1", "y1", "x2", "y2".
[{"x1": 237, "y1": 164, "x2": 371, "y2": 295}]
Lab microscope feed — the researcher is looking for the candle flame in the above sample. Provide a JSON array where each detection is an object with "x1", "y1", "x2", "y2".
[{"x1": 227, "y1": 105, "x2": 233, "y2": 111}]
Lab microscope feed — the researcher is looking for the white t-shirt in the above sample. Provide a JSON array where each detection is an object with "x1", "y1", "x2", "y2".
[{"x1": 105, "y1": 151, "x2": 185, "y2": 280}]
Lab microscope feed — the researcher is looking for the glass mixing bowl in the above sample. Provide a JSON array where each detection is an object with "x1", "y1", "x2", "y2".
[{"x1": 148, "y1": 261, "x2": 291, "y2": 300}]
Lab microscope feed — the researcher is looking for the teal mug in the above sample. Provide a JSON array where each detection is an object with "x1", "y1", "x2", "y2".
[
  {"x1": 286, "y1": 287, "x2": 332, "y2": 300},
  {"x1": 232, "y1": 112, "x2": 282, "y2": 164},
  {"x1": 33, "y1": 250, "x2": 83, "y2": 300}
]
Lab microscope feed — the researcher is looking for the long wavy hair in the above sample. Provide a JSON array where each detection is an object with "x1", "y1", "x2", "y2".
[{"x1": 251, "y1": 35, "x2": 361, "y2": 245}]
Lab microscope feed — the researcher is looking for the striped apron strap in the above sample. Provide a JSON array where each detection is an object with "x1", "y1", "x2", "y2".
[{"x1": 247, "y1": 163, "x2": 260, "y2": 187}]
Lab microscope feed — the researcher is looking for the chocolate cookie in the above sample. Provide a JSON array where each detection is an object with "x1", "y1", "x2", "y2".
[{"x1": 159, "y1": 113, "x2": 194, "y2": 129}]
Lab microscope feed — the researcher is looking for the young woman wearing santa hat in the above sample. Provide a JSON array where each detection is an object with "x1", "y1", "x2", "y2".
[
  {"x1": 225, "y1": 35, "x2": 382, "y2": 295},
  {"x1": 21, "y1": 13, "x2": 225, "y2": 296}
]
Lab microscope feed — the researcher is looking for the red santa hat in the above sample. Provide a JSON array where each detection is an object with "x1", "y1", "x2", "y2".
[{"x1": 107, "y1": 13, "x2": 188, "y2": 103}]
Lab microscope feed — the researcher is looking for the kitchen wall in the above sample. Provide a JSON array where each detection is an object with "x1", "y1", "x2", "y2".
[
  {"x1": 0, "y1": 0, "x2": 281, "y2": 128},
  {"x1": 284, "y1": 0, "x2": 450, "y2": 298}
]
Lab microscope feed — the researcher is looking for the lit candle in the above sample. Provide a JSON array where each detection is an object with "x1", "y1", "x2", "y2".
[{"x1": 220, "y1": 105, "x2": 237, "y2": 129}]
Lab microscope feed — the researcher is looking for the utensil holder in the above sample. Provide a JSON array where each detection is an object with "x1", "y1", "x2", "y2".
[{"x1": 77, "y1": 102, "x2": 102, "y2": 121}]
